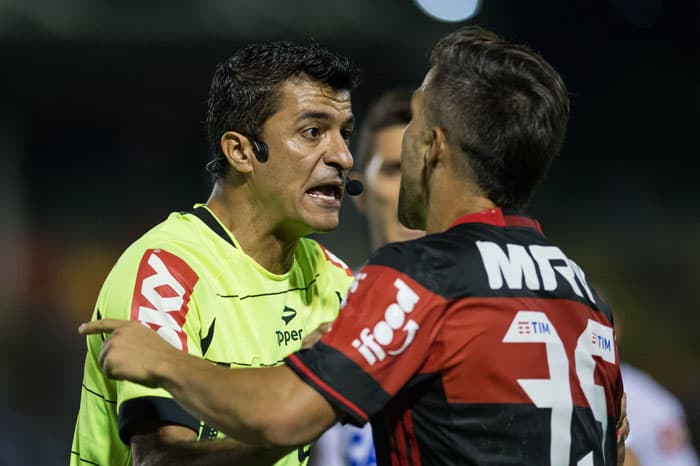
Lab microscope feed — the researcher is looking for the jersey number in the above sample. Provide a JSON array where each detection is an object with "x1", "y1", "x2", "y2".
[{"x1": 503, "y1": 311, "x2": 616, "y2": 465}]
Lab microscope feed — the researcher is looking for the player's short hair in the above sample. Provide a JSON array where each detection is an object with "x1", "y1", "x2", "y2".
[
  {"x1": 426, "y1": 26, "x2": 570, "y2": 209},
  {"x1": 354, "y1": 88, "x2": 412, "y2": 174},
  {"x1": 206, "y1": 41, "x2": 360, "y2": 177}
]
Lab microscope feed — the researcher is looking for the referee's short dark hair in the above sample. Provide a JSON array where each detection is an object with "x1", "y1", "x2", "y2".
[
  {"x1": 206, "y1": 41, "x2": 360, "y2": 178},
  {"x1": 426, "y1": 26, "x2": 570, "y2": 209},
  {"x1": 353, "y1": 88, "x2": 413, "y2": 174}
]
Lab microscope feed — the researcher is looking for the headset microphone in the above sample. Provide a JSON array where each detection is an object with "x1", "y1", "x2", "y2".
[{"x1": 345, "y1": 178, "x2": 364, "y2": 196}]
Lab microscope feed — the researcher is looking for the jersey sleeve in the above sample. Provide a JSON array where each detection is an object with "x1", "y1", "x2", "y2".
[
  {"x1": 92, "y1": 247, "x2": 203, "y2": 443},
  {"x1": 286, "y1": 259, "x2": 448, "y2": 426}
]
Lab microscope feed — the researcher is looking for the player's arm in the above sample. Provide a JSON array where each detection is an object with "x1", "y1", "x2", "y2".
[
  {"x1": 81, "y1": 319, "x2": 340, "y2": 447},
  {"x1": 130, "y1": 424, "x2": 293, "y2": 466}
]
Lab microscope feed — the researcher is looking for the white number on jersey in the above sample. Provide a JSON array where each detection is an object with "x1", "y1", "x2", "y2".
[{"x1": 504, "y1": 311, "x2": 616, "y2": 465}]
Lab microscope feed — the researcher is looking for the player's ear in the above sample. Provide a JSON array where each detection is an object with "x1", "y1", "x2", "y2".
[
  {"x1": 220, "y1": 131, "x2": 255, "y2": 174},
  {"x1": 349, "y1": 171, "x2": 366, "y2": 213},
  {"x1": 426, "y1": 126, "x2": 446, "y2": 168}
]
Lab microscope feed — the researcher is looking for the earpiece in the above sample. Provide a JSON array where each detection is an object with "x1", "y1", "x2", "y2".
[{"x1": 250, "y1": 138, "x2": 269, "y2": 163}]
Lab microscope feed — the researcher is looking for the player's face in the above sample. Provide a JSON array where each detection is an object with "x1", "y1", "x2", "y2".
[
  {"x1": 256, "y1": 78, "x2": 354, "y2": 237},
  {"x1": 398, "y1": 73, "x2": 432, "y2": 231},
  {"x1": 363, "y1": 125, "x2": 424, "y2": 248}
]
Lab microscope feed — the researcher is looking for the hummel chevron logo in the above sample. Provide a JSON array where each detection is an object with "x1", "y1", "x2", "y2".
[{"x1": 281, "y1": 306, "x2": 297, "y2": 326}]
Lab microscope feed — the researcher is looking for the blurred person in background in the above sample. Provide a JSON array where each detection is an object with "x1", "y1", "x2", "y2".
[
  {"x1": 311, "y1": 88, "x2": 422, "y2": 466},
  {"x1": 622, "y1": 362, "x2": 699, "y2": 466},
  {"x1": 70, "y1": 40, "x2": 359, "y2": 466},
  {"x1": 80, "y1": 26, "x2": 629, "y2": 465},
  {"x1": 350, "y1": 88, "x2": 425, "y2": 250}
]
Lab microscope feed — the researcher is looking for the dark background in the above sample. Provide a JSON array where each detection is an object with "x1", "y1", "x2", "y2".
[{"x1": 0, "y1": 0, "x2": 698, "y2": 463}]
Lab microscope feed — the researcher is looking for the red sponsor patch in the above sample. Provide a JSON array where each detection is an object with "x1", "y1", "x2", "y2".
[
  {"x1": 130, "y1": 249, "x2": 199, "y2": 351},
  {"x1": 322, "y1": 265, "x2": 443, "y2": 397}
]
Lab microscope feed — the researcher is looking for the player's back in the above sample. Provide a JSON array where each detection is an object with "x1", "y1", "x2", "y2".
[
  {"x1": 367, "y1": 210, "x2": 623, "y2": 465},
  {"x1": 287, "y1": 209, "x2": 623, "y2": 466}
]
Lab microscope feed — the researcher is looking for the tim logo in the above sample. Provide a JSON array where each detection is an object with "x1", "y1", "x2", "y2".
[
  {"x1": 352, "y1": 278, "x2": 420, "y2": 365},
  {"x1": 517, "y1": 320, "x2": 551, "y2": 335},
  {"x1": 130, "y1": 249, "x2": 199, "y2": 351},
  {"x1": 589, "y1": 329, "x2": 613, "y2": 354}
]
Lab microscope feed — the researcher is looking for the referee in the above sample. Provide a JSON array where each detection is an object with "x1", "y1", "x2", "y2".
[{"x1": 71, "y1": 41, "x2": 358, "y2": 466}]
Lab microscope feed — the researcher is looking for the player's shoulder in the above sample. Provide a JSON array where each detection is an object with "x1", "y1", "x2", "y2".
[
  {"x1": 367, "y1": 223, "x2": 590, "y2": 302},
  {"x1": 371, "y1": 222, "x2": 523, "y2": 264},
  {"x1": 369, "y1": 229, "x2": 482, "y2": 276}
]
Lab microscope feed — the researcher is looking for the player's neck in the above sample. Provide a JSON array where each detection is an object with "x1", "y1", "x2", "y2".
[
  {"x1": 206, "y1": 185, "x2": 298, "y2": 275},
  {"x1": 424, "y1": 178, "x2": 496, "y2": 234}
]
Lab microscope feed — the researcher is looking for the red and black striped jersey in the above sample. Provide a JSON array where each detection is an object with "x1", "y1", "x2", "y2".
[{"x1": 287, "y1": 208, "x2": 623, "y2": 466}]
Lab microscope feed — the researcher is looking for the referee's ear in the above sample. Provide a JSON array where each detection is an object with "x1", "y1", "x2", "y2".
[{"x1": 220, "y1": 131, "x2": 256, "y2": 174}]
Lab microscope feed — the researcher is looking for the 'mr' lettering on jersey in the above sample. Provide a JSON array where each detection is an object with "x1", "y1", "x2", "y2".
[
  {"x1": 352, "y1": 277, "x2": 420, "y2": 365},
  {"x1": 130, "y1": 249, "x2": 199, "y2": 351},
  {"x1": 476, "y1": 241, "x2": 595, "y2": 302}
]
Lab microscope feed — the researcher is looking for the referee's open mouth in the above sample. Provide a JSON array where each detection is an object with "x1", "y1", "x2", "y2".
[{"x1": 305, "y1": 182, "x2": 342, "y2": 207}]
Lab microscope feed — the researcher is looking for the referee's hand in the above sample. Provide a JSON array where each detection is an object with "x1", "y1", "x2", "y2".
[{"x1": 79, "y1": 319, "x2": 178, "y2": 388}]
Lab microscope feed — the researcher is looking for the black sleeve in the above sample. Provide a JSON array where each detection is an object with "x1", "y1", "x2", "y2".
[{"x1": 118, "y1": 396, "x2": 200, "y2": 444}]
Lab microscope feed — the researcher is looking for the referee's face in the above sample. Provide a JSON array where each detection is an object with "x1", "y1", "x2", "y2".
[{"x1": 253, "y1": 78, "x2": 355, "y2": 236}]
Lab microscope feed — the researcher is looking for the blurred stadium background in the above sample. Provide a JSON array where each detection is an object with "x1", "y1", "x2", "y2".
[{"x1": 0, "y1": 0, "x2": 698, "y2": 463}]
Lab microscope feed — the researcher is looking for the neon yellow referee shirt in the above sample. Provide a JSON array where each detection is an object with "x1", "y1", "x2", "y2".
[{"x1": 71, "y1": 206, "x2": 354, "y2": 466}]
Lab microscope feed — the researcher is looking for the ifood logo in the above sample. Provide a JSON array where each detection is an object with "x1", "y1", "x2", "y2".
[{"x1": 352, "y1": 278, "x2": 420, "y2": 365}]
